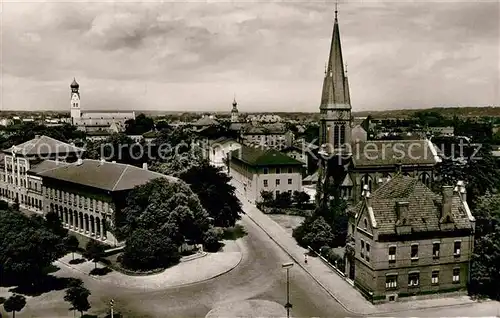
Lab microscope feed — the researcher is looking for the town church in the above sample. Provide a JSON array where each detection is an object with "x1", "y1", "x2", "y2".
[
  {"x1": 316, "y1": 8, "x2": 441, "y2": 205},
  {"x1": 70, "y1": 78, "x2": 136, "y2": 132}
]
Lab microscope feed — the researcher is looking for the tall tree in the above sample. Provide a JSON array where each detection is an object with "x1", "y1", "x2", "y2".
[
  {"x1": 180, "y1": 162, "x2": 242, "y2": 228},
  {"x1": 121, "y1": 228, "x2": 180, "y2": 270},
  {"x1": 64, "y1": 235, "x2": 80, "y2": 261},
  {"x1": 64, "y1": 285, "x2": 91, "y2": 317},
  {"x1": 3, "y1": 294, "x2": 26, "y2": 318},
  {"x1": 0, "y1": 209, "x2": 66, "y2": 286},
  {"x1": 44, "y1": 211, "x2": 68, "y2": 237},
  {"x1": 84, "y1": 240, "x2": 105, "y2": 269}
]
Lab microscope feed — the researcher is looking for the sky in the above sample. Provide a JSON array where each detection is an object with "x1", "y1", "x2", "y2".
[{"x1": 1, "y1": 0, "x2": 499, "y2": 113}]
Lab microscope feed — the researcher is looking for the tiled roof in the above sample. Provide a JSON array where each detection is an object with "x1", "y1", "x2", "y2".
[
  {"x1": 230, "y1": 145, "x2": 303, "y2": 167},
  {"x1": 4, "y1": 135, "x2": 84, "y2": 156},
  {"x1": 351, "y1": 140, "x2": 438, "y2": 167},
  {"x1": 354, "y1": 176, "x2": 473, "y2": 235},
  {"x1": 28, "y1": 160, "x2": 70, "y2": 174},
  {"x1": 38, "y1": 159, "x2": 177, "y2": 192}
]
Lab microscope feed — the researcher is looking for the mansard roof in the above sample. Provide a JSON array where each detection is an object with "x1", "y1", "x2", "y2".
[
  {"x1": 4, "y1": 135, "x2": 84, "y2": 157},
  {"x1": 350, "y1": 139, "x2": 440, "y2": 167},
  {"x1": 353, "y1": 176, "x2": 473, "y2": 235},
  {"x1": 38, "y1": 159, "x2": 177, "y2": 192}
]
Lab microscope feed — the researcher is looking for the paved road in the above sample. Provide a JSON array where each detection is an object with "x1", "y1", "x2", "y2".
[{"x1": 7, "y1": 213, "x2": 352, "y2": 318}]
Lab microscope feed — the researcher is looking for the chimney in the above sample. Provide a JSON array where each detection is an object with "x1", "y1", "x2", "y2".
[
  {"x1": 142, "y1": 162, "x2": 148, "y2": 170},
  {"x1": 396, "y1": 201, "x2": 409, "y2": 225},
  {"x1": 456, "y1": 180, "x2": 467, "y2": 202},
  {"x1": 440, "y1": 186, "x2": 454, "y2": 222}
]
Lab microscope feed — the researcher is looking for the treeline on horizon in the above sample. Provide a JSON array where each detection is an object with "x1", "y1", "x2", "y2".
[{"x1": 2, "y1": 106, "x2": 500, "y2": 119}]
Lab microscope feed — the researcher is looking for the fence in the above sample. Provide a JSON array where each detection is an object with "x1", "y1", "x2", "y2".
[{"x1": 308, "y1": 245, "x2": 347, "y2": 279}]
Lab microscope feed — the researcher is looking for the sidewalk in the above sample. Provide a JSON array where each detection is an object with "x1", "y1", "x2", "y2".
[
  {"x1": 56, "y1": 239, "x2": 243, "y2": 290},
  {"x1": 236, "y1": 190, "x2": 500, "y2": 315}
]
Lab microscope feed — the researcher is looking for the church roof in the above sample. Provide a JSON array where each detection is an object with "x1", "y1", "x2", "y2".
[
  {"x1": 351, "y1": 140, "x2": 439, "y2": 167},
  {"x1": 352, "y1": 176, "x2": 473, "y2": 235},
  {"x1": 38, "y1": 159, "x2": 177, "y2": 192},
  {"x1": 230, "y1": 145, "x2": 303, "y2": 167},
  {"x1": 320, "y1": 11, "x2": 350, "y2": 109},
  {"x1": 4, "y1": 135, "x2": 84, "y2": 157}
]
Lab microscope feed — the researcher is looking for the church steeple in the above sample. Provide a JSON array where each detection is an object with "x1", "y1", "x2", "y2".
[
  {"x1": 231, "y1": 95, "x2": 239, "y2": 123},
  {"x1": 321, "y1": 6, "x2": 349, "y2": 109},
  {"x1": 319, "y1": 5, "x2": 352, "y2": 150}
]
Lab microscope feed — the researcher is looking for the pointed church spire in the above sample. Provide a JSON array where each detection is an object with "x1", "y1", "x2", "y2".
[
  {"x1": 321, "y1": 3, "x2": 349, "y2": 109},
  {"x1": 319, "y1": 3, "x2": 352, "y2": 149}
]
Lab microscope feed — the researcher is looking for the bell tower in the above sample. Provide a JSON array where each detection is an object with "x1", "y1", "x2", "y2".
[
  {"x1": 231, "y1": 96, "x2": 239, "y2": 123},
  {"x1": 319, "y1": 6, "x2": 352, "y2": 153},
  {"x1": 70, "y1": 78, "x2": 81, "y2": 125}
]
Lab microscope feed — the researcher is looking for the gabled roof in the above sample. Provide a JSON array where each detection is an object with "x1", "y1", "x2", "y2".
[
  {"x1": 351, "y1": 139, "x2": 440, "y2": 167},
  {"x1": 303, "y1": 170, "x2": 319, "y2": 182},
  {"x1": 4, "y1": 135, "x2": 84, "y2": 156},
  {"x1": 230, "y1": 145, "x2": 303, "y2": 167},
  {"x1": 353, "y1": 176, "x2": 473, "y2": 235},
  {"x1": 38, "y1": 159, "x2": 177, "y2": 192}
]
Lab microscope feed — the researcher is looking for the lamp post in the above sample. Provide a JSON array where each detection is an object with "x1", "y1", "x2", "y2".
[
  {"x1": 282, "y1": 262, "x2": 293, "y2": 318},
  {"x1": 110, "y1": 299, "x2": 114, "y2": 318}
]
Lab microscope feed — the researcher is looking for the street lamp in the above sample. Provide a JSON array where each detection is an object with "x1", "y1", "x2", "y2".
[
  {"x1": 282, "y1": 262, "x2": 293, "y2": 318},
  {"x1": 110, "y1": 299, "x2": 114, "y2": 318}
]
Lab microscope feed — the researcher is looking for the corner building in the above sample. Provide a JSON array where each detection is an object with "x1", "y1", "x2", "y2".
[{"x1": 347, "y1": 176, "x2": 475, "y2": 303}]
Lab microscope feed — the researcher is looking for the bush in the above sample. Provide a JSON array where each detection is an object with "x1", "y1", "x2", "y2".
[
  {"x1": 89, "y1": 267, "x2": 112, "y2": 276},
  {"x1": 293, "y1": 216, "x2": 334, "y2": 251},
  {"x1": 121, "y1": 229, "x2": 180, "y2": 271},
  {"x1": 203, "y1": 228, "x2": 222, "y2": 252}
]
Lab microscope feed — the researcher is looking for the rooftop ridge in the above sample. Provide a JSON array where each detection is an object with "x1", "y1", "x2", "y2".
[{"x1": 112, "y1": 165, "x2": 129, "y2": 192}]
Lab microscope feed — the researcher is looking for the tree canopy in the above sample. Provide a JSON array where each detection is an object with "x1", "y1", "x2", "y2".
[
  {"x1": 3, "y1": 294, "x2": 26, "y2": 318},
  {"x1": 115, "y1": 178, "x2": 212, "y2": 270},
  {"x1": 469, "y1": 192, "x2": 500, "y2": 300},
  {"x1": 179, "y1": 161, "x2": 242, "y2": 228},
  {"x1": 0, "y1": 208, "x2": 67, "y2": 285}
]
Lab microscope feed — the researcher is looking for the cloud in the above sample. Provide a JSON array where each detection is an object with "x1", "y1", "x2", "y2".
[{"x1": 1, "y1": 1, "x2": 498, "y2": 112}]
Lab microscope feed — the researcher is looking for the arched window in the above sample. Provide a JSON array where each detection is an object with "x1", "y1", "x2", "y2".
[{"x1": 339, "y1": 124, "x2": 346, "y2": 145}]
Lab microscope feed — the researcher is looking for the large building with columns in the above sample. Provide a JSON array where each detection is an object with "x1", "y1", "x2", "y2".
[
  {"x1": 0, "y1": 135, "x2": 175, "y2": 246},
  {"x1": 38, "y1": 159, "x2": 175, "y2": 245},
  {"x1": 0, "y1": 135, "x2": 84, "y2": 213}
]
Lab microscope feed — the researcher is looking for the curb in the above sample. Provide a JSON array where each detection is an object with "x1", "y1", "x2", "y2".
[
  {"x1": 243, "y1": 203, "x2": 486, "y2": 316},
  {"x1": 59, "y1": 246, "x2": 243, "y2": 290},
  {"x1": 242, "y1": 211, "x2": 359, "y2": 315},
  {"x1": 166, "y1": 241, "x2": 244, "y2": 289},
  {"x1": 180, "y1": 251, "x2": 208, "y2": 263}
]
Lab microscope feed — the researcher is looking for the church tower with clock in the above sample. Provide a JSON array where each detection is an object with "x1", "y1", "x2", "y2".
[
  {"x1": 70, "y1": 78, "x2": 81, "y2": 125},
  {"x1": 319, "y1": 7, "x2": 352, "y2": 153}
]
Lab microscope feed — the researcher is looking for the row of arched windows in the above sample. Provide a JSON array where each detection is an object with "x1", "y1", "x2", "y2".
[
  {"x1": 46, "y1": 188, "x2": 109, "y2": 212},
  {"x1": 50, "y1": 203, "x2": 107, "y2": 239}
]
